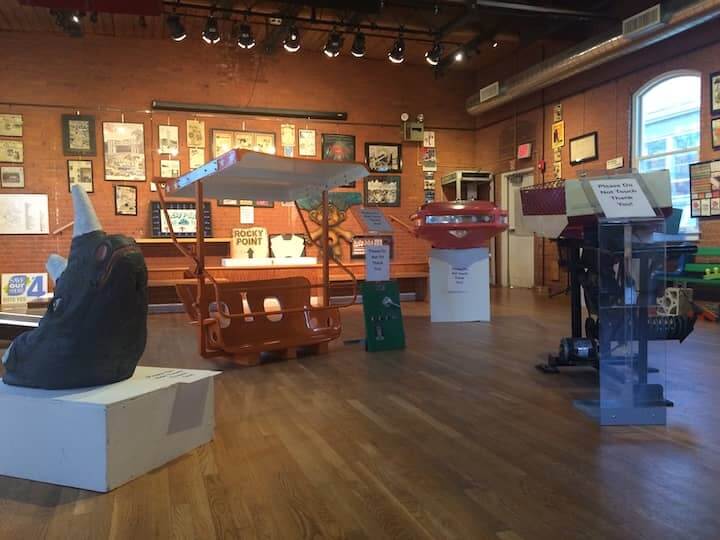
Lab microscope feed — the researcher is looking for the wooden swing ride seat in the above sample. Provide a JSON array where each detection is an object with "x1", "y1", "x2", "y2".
[{"x1": 160, "y1": 149, "x2": 369, "y2": 364}]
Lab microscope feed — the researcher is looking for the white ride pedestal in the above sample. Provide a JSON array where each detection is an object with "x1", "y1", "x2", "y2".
[
  {"x1": 0, "y1": 366, "x2": 218, "y2": 492},
  {"x1": 429, "y1": 247, "x2": 491, "y2": 322}
]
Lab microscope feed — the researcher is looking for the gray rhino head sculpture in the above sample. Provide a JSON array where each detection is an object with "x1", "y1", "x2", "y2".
[{"x1": 2, "y1": 185, "x2": 148, "y2": 389}]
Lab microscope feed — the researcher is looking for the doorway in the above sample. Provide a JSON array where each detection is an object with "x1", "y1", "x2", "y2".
[{"x1": 500, "y1": 169, "x2": 535, "y2": 288}]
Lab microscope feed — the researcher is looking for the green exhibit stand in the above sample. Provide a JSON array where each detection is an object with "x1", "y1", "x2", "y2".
[{"x1": 361, "y1": 280, "x2": 406, "y2": 352}]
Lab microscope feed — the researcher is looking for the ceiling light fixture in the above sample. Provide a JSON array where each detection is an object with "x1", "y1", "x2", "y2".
[
  {"x1": 351, "y1": 31, "x2": 366, "y2": 58},
  {"x1": 237, "y1": 22, "x2": 256, "y2": 49},
  {"x1": 492, "y1": 40, "x2": 498, "y2": 48},
  {"x1": 323, "y1": 29, "x2": 342, "y2": 58},
  {"x1": 202, "y1": 15, "x2": 220, "y2": 44},
  {"x1": 283, "y1": 24, "x2": 300, "y2": 52},
  {"x1": 425, "y1": 41, "x2": 442, "y2": 66},
  {"x1": 166, "y1": 14, "x2": 187, "y2": 42},
  {"x1": 388, "y1": 35, "x2": 405, "y2": 64},
  {"x1": 454, "y1": 49, "x2": 464, "y2": 62},
  {"x1": 71, "y1": 12, "x2": 80, "y2": 24}
]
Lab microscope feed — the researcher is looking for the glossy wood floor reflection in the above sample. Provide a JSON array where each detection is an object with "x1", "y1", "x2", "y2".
[{"x1": 2, "y1": 288, "x2": 720, "y2": 539}]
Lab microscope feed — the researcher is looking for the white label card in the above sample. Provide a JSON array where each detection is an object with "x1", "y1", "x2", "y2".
[
  {"x1": 365, "y1": 245, "x2": 390, "y2": 282},
  {"x1": 357, "y1": 208, "x2": 393, "y2": 233},
  {"x1": 589, "y1": 177, "x2": 655, "y2": 219},
  {"x1": 448, "y1": 266, "x2": 470, "y2": 292}
]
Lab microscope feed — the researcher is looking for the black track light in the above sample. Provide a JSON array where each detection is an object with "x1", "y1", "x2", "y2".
[
  {"x1": 237, "y1": 23, "x2": 256, "y2": 49},
  {"x1": 283, "y1": 25, "x2": 300, "y2": 52},
  {"x1": 388, "y1": 35, "x2": 405, "y2": 64},
  {"x1": 166, "y1": 14, "x2": 187, "y2": 42},
  {"x1": 425, "y1": 41, "x2": 442, "y2": 66},
  {"x1": 351, "y1": 31, "x2": 366, "y2": 58},
  {"x1": 454, "y1": 49, "x2": 464, "y2": 62},
  {"x1": 202, "y1": 15, "x2": 220, "y2": 44},
  {"x1": 323, "y1": 29, "x2": 343, "y2": 58}
]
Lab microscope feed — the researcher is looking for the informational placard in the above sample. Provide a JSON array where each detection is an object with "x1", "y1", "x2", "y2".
[
  {"x1": 351, "y1": 235, "x2": 393, "y2": 259},
  {"x1": 0, "y1": 194, "x2": 49, "y2": 235},
  {"x1": 689, "y1": 159, "x2": 720, "y2": 218},
  {"x1": 1, "y1": 273, "x2": 48, "y2": 305},
  {"x1": 355, "y1": 207, "x2": 393, "y2": 233},
  {"x1": 365, "y1": 245, "x2": 390, "y2": 282},
  {"x1": 231, "y1": 227, "x2": 268, "y2": 259},
  {"x1": 447, "y1": 266, "x2": 470, "y2": 292},
  {"x1": 589, "y1": 177, "x2": 655, "y2": 219},
  {"x1": 240, "y1": 205, "x2": 254, "y2": 224}
]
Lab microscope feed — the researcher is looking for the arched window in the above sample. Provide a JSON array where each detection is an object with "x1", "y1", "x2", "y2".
[{"x1": 633, "y1": 71, "x2": 701, "y2": 232}]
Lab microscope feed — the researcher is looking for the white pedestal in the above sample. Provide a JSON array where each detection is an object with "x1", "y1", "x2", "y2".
[
  {"x1": 0, "y1": 366, "x2": 218, "y2": 492},
  {"x1": 429, "y1": 247, "x2": 490, "y2": 323}
]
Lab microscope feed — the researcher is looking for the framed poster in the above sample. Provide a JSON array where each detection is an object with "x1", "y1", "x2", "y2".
[
  {"x1": 365, "y1": 142, "x2": 402, "y2": 173},
  {"x1": 0, "y1": 140, "x2": 23, "y2": 163},
  {"x1": 211, "y1": 129, "x2": 276, "y2": 158},
  {"x1": 421, "y1": 146, "x2": 437, "y2": 171},
  {"x1": 551, "y1": 121, "x2": 565, "y2": 149},
  {"x1": 103, "y1": 122, "x2": 146, "y2": 181},
  {"x1": 0, "y1": 114, "x2": 23, "y2": 137},
  {"x1": 158, "y1": 125, "x2": 179, "y2": 155},
  {"x1": 67, "y1": 160, "x2": 93, "y2": 193},
  {"x1": 298, "y1": 129, "x2": 316, "y2": 156},
  {"x1": 711, "y1": 71, "x2": 720, "y2": 116},
  {"x1": 280, "y1": 124, "x2": 295, "y2": 147},
  {"x1": 569, "y1": 132, "x2": 598, "y2": 165},
  {"x1": 186, "y1": 119, "x2": 205, "y2": 148},
  {"x1": 62, "y1": 114, "x2": 96, "y2": 156},
  {"x1": 322, "y1": 134, "x2": 355, "y2": 161},
  {"x1": 217, "y1": 199, "x2": 274, "y2": 208},
  {"x1": 150, "y1": 201, "x2": 212, "y2": 238},
  {"x1": 364, "y1": 175, "x2": 401, "y2": 207},
  {"x1": 254, "y1": 132, "x2": 276, "y2": 154},
  {"x1": 351, "y1": 235, "x2": 393, "y2": 259},
  {"x1": 712, "y1": 117, "x2": 720, "y2": 150},
  {"x1": 0, "y1": 194, "x2": 49, "y2": 234},
  {"x1": 189, "y1": 147, "x2": 205, "y2": 169},
  {"x1": 689, "y1": 159, "x2": 720, "y2": 218},
  {"x1": 114, "y1": 185, "x2": 137, "y2": 216},
  {"x1": 160, "y1": 159, "x2": 180, "y2": 178},
  {"x1": 553, "y1": 162, "x2": 562, "y2": 180},
  {"x1": 1, "y1": 166, "x2": 24, "y2": 188}
]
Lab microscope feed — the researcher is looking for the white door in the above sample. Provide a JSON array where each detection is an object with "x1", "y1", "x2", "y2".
[{"x1": 507, "y1": 172, "x2": 535, "y2": 288}]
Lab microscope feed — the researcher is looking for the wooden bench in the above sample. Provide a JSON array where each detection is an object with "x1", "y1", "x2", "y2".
[{"x1": 666, "y1": 246, "x2": 720, "y2": 287}]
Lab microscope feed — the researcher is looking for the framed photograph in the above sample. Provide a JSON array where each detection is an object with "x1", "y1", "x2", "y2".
[
  {"x1": 569, "y1": 131, "x2": 598, "y2": 165},
  {"x1": 186, "y1": 119, "x2": 205, "y2": 148},
  {"x1": 67, "y1": 160, "x2": 93, "y2": 193},
  {"x1": 551, "y1": 121, "x2": 565, "y2": 149},
  {"x1": 254, "y1": 132, "x2": 276, "y2": 154},
  {"x1": 160, "y1": 159, "x2": 181, "y2": 178},
  {"x1": 364, "y1": 175, "x2": 401, "y2": 207},
  {"x1": 351, "y1": 235, "x2": 393, "y2": 259},
  {"x1": 322, "y1": 134, "x2": 355, "y2": 162},
  {"x1": 158, "y1": 125, "x2": 179, "y2": 155},
  {"x1": 711, "y1": 71, "x2": 720, "y2": 116},
  {"x1": 421, "y1": 146, "x2": 437, "y2": 172},
  {"x1": 366, "y1": 142, "x2": 402, "y2": 173},
  {"x1": 553, "y1": 149, "x2": 562, "y2": 163},
  {"x1": 0, "y1": 114, "x2": 23, "y2": 137},
  {"x1": 0, "y1": 140, "x2": 23, "y2": 163},
  {"x1": 1, "y1": 166, "x2": 24, "y2": 188},
  {"x1": 62, "y1": 114, "x2": 96, "y2": 156},
  {"x1": 298, "y1": 129, "x2": 316, "y2": 156},
  {"x1": 151, "y1": 201, "x2": 212, "y2": 237},
  {"x1": 189, "y1": 147, "x2": 205, "y2": 169},
  {"x1": 712, "y1": 117, "x2": 720, "y2": 150},
  {"x1": 114, "y1": 185, "x2": 137, "y2": 216},
  {"x1": 103, "y1": 122, "x2": 146, "y2": 181}
]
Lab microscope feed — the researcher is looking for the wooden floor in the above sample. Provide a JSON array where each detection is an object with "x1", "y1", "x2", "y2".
[{"x1": 1, "y1": 288, "x2": 720, "y2": 539}]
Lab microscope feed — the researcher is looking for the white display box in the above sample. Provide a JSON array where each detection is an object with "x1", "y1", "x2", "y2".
[
  {"x1": 221, "y1": 256, "x2": 317, "y2": 267},
  {"x1": 0, "y1": 366, "x2": 218, "y2": 492},
  {"x1": 429, "y1": 247, "x2": 491, "y2": 322}
]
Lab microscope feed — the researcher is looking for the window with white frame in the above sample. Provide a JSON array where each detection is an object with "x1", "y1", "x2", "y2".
[{"x1": 633, "y1": 72, "x2": 701, "y2": 233}]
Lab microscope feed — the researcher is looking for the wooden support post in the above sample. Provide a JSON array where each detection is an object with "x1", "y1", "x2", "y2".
[{"x1": 322, "y1": 189, "x2": 330, "y2": 307}]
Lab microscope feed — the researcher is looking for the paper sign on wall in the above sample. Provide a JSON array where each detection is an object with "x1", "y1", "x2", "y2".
[
  {"x1": 240, "y1": 205, "x2": 254, "y2": 224},
  {"x1": 356, "y1": 208, "x2": 393, "y2": 233},
  {"x1": 589, "y1": 177, "x2": 655, "y2": 219},
  {"x1": 2, "y1": 273, "x2": 48, "y2": 305},
  {"x1": 365, "y1": 245, "x2": 390, "y2": 282},
  {"x1": 448, "y1": 266, "x2": 470, "y2": 292}
]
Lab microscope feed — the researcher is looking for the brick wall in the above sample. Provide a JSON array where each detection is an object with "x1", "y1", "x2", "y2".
[
  {"x1": 473, "y1": 20, "x2": 720, "y2": 287},
  {"x1": 0, "y1": 31, "x2": 477, "y2": 276}
]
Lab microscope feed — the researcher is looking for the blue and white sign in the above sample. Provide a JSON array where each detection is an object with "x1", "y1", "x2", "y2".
[{"x1": 1, "y1": 273, "x2": 48, "y2": 305}]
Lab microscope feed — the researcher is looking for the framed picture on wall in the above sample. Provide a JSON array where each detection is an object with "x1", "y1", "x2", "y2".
[
  {"x1": 114, "y1": 185, "x2": 137, "y2": 216},
  {"x1": 710, "y1": 71, "x2": 720, "y2": 116},
  {"x1": 551, "y1": 121, "x2": 565, "y2": 149},
  {"x1": 61, "y1": 114, "x2": 96, "y2": 156},
  {"x1": 298, "y1": 129, "x2": 316, "y2": 157},
  {"x1": 158, "y1": 125, "x2": 179, "y2": 155},
  {"x1": 364, "y1": 175, "x2": 401, "y2": 207},
  {"x1": 67, "y1": 160, "x2": 94, "y2": 193},
  {"x1": 0, "y1": 140, "x2": 23, "y2": 163},
  {"x1": 160, "y1": 159, "x2": 181, "y2": 178},
  {"x1": 365, "y1": 142, "x2": 402, "y2": 173},
  {"x1": 569, "y1": 132, "x2": 598, "y2": 165},
  {"x1": 150, "y1": 201, "x2": 212, "y2": 238},
  {"x1": 0, "y1": 114, "x2": 23, "y2": 137},
  {"x1": 186, "y1": 119, "x2": 205, "y2": 148},
  {"x1": 322, "y1": 134, "x2": 355, "y2": 162},
  {"x1": 1, "y1": 166, "x2": 24, "y2": 188},
  {"x1": 189, "y1": 147, "x2": 205, "y2": 169},
  {"x1": 712, "y1": 117, "x2": 720, "y2": 150},
  {"x1": 103, "y1": 122, "x2": 146, "y2": 181}
]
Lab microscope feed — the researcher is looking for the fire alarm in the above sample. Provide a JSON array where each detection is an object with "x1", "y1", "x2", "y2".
[{"x1": 537, "y1": 159, "x2": 546, "y2": 173}]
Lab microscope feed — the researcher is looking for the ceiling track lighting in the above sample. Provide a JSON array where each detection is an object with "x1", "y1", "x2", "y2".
[
  {"x1": 283, "y1": 24, "x2": 300, "y2": 53},
  {"x1": 323, "y1": 29, "x2": 342, "y2": 58},
  {"x1": 351, "y1": 31, "x2": 366, "y2": 58},
  {"x1": 166, "y1": 13, "x2": 187, "y2": 42},
  {"x1": 454, "y1": 49, "x2": 465, "y2": 62},
  {"x1": 425, "y1": 40, "x2": 442, "y2": 66},
  {"x1": 388, "y1": 34, "x2": 405, "y2": 64},
  {"x1": 237, "y1": 22, "x2": 256, "y2": 49},
  {"x1": 202, "y1": 14, "x2": 220, "y2": 44}
]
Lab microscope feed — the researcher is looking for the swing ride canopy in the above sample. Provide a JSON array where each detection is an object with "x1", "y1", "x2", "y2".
[{"x1": 164, "y1": 149, "x2": 370, "y2": 202}]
